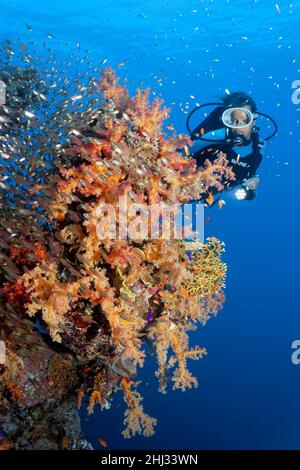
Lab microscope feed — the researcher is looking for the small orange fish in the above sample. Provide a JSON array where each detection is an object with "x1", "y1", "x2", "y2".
[
  {"x1": 200, "y1": 128, "x2": 205, "y2": 135},
  {"x1": 160, "y1": 274, "x2": 167, "y2": 288},
  {"x1": 62, "y1": 436, "x2": 69, "y2": 449},
  {"x1": 117, "y1": 62, "x2": 125, "y2": 67},
  {"x1": 206, "y1": 193, "x2": 214, "y2": 206},
  {"x1": 166, "y1": 125, "x2": 174, "y2": 130},
  {"x1": 0, "y1": 443, "x2": 13, "y2": 451},
  {"x1": 170, "y1": 159, "x2": 191, "y2": 170},
  {"x1": 218, "y1": 199, "x2": 225, "y2": 209},
  {"x1": 98, "y1": 437, "x2": 108, "y2": 448},
  {"x1": 184, "y1": 145, "x2": 189, "y2": 155}
]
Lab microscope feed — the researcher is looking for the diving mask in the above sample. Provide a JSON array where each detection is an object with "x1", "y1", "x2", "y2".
[{"x1": 221, "y1": 107, "x2": 257, "y2": 129}]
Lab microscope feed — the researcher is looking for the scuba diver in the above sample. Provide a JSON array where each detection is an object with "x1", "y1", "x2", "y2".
[{"x1": 186, "y1": 91, "x2": 278, "y2": 203}]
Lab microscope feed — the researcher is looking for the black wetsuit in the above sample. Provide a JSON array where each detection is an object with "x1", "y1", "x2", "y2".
[{"x1": 190, "y1": 106, "x2": 265, "y2": 197}]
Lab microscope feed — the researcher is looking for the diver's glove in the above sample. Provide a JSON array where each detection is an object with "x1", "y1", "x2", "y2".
[{"x1": 243, "y1": 175, "x2": 261, "y2": 191}]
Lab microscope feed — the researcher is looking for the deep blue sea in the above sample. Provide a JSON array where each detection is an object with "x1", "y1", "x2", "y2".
[{"x1": 0, "y1": 0, "x2": 299, "y2": 450}]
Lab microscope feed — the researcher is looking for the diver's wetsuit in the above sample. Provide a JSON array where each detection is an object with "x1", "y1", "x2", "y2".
[{"x1": 190, "y1": 105, "x2": 265, "y2": 198}]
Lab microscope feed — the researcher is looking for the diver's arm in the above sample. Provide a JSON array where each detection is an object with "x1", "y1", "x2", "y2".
[
  {"x1": 242, "y1": 142, "x2": 265, "y2": 190},
  {"x1": 190, "y1": 128, "x2": 227, "y2": 155},
  {"x1": 243, "y1": 175, "x2": 261, "y2": 190}
]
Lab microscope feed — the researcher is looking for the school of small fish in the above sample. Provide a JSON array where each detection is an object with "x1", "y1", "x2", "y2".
[{"x1": 0, "y1": 37, "x2": 107, "y2": 259}]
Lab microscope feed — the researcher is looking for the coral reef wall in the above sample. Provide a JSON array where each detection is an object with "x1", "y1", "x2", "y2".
[{"x1": 0, "y1": 45, "x2": 231, "y2": 449}]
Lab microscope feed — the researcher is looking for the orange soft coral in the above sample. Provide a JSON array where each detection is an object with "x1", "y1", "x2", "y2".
[
  {"x1": 2, "y1": 279, "x2": 31, "y2": 310},
  {"x1": 121, "y1": 378, "x2": 157, "y2": 439},
  {"x1": 99, "y1": 66, "x2": 131, "y2": 112},
  {"x1": 148, "y1": 316, "x2": 207, "y2": 393},
  {"x1": 200, "y1": 151, "x2": 236, "y2": 192},
  {"x1": 2, "y1": 66, "x2": 228, "y2": 440},
  {"x1": 87, "y1": 390, "x2": 104, "y2": 415},
  {"x1": 6, "y1": 380, "x2": 25, "y2": 403},
  {"x1": 10, "y1": 239, "x2": 47, "y2": 268},
  {"x1": 128, "y1": 88, "x2": 169, "y2": 136}
]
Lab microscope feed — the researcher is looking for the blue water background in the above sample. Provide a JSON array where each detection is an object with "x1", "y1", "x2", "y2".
[{"x1": 0, "y1": 0, "x2": 299, "y2": 450}]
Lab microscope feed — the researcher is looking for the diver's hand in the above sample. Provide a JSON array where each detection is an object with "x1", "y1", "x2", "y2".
[{"x1": 243, "y1": 176, "x2": 260, "y2": 191}]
